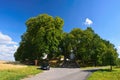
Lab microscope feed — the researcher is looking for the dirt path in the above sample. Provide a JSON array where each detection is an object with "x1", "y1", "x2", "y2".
[{"x1": 22, "y1": 68, "x2": 97, "y2": 80}]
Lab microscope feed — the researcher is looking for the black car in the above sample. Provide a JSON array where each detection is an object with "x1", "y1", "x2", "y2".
[{"x1": 40, "y1": 61, "x2": 50, "y2": 70}]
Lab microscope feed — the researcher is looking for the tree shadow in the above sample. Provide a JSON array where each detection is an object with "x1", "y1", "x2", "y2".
[
  {"x1": 83, "y1": 68, "x2": 116, "y2": 73},
  {"x1": 83, "y1": 69, "x2": 100, "y2": 72},
  {"x1": 98, "y1": 69, "x2": 116, "y2": 72}
]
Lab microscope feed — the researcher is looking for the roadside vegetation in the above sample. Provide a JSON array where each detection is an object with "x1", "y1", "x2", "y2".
[
  {"x1": 0, "y1": 61, "x2": 42, "y2": 80},
  {"x1": 87, "y1": 67, "x2": 120, "y2": 80}
]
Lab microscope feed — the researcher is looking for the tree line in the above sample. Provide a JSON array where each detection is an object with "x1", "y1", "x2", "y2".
[{"x1": 14, "y1": 14, "x2": 118, "y2": 67}]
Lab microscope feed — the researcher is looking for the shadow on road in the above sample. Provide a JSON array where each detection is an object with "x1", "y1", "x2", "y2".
[{"x1": 82, "y1": 69, "x2": 100, "y2": 72}]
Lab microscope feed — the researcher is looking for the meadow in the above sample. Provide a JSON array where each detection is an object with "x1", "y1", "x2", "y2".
[
  {"x1": 0, "y1": 61, "x2": 42, "y2": 80},
  {"x1": 87, "y1": 67, "x2": 120, "y2": 80}
]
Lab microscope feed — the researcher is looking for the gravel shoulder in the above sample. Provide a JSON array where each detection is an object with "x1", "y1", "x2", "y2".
[{"x1": 22, "y1": 68, "x2": 98, "y2": 80}]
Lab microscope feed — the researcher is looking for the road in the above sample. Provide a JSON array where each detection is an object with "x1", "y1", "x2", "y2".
[{"x1": 22, "y1": 68, "x2": 96, "y2": 80}]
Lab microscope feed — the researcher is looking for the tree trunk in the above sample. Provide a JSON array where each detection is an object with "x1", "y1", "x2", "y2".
[
  {"x1": 35, "y1": 60, "x2": 38, "y2": 66},
  {"x1": 110, "y1": 58, "x2": 112, "y2": 71},
  {"x1": 94, "y1": 60, "x2": 97, "y2": 67},
  {"x1": 64, "y1": 55, "x2": 67, "y2": 62},
  {"x1": 110, "y1": 65, "x2": 112, "y2": 71}
]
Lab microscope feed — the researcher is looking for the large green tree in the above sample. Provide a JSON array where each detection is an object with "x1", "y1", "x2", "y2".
[
  {"x1": 14, "y1": 14, "x2": 64, "y2": 61},
  {"x1": 101, "y1": 40, "x2": 118, "y2": 70}
]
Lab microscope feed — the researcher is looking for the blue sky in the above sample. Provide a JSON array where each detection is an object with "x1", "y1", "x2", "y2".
[{"x1": 0, "y1": 0, "x2": 120, "y2": 61}]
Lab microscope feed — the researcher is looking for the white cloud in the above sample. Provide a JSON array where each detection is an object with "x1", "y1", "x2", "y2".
[
  {"x1": 0, "y1": 32, "x2": 18, "y2": 61},
  {"x1": 0, "y1": 32, "x2": 17, "y2": 44},
  {"x1": 84, "y1": 18, "x2": 93, "y2": 26}
]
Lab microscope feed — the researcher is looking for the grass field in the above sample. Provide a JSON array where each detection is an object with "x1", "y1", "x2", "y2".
[
  {"x1": 0, "y1": 61, "x2": 42, "y2": 80},
  {"x1": 87, "y1": 67, "x2": 120, "y2": 80}
]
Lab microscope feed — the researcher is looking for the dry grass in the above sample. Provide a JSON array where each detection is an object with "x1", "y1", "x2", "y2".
[
  {"x1": 0, "y1": 60, "x2": 42, "y2": 80},
  {"x1": 0, "y1": 60, "x2": 27, "y2": 70}
]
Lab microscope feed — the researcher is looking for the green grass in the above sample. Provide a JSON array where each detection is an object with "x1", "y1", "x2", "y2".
[
  {"x1": 87, "y1": 67, "x2": 120, "y2": 80},
  {"x1": 0, "y1": 66, "x2": 42, "y2": 80}
]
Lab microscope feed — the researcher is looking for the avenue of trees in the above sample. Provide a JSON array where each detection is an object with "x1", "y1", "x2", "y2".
[{"x1": 14, "y1": 14, "x2": 118, "y2": 67}]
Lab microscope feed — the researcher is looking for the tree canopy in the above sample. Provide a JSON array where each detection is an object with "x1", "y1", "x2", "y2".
[
  {"x1": 14, "y1": 14, "x2": 64, "y2": 61},
  {"x1": 14, "y1": 14, "x2": 118, "y2": 67}
]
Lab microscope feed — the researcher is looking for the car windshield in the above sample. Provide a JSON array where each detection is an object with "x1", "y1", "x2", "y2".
[{"x1": 42, "y1": 61, "x2": 49, "y2": 66}]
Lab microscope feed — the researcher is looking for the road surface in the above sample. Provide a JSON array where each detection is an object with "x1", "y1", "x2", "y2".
[{"x1": 22, "y1": 68, "x2": 97, "y2": 80}]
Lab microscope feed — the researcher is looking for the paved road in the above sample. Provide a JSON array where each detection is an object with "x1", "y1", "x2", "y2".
[{"x1": 22, "y1": 68, "x2": 96, "y2": 80}]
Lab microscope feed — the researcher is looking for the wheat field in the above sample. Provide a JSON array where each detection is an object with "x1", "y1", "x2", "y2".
[{"x1": 0, "y1": 60, "x2": 27, "y2": 70}]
